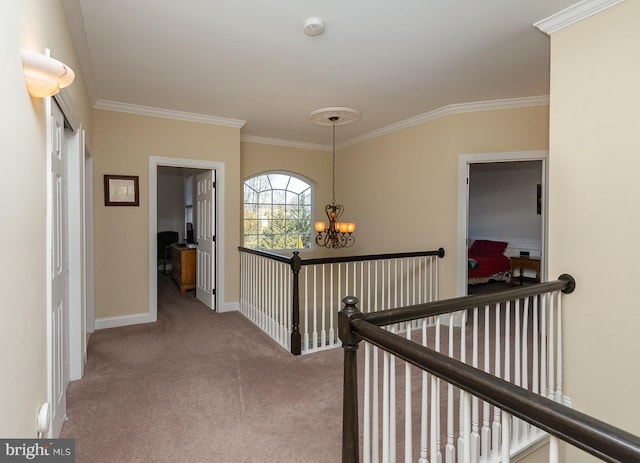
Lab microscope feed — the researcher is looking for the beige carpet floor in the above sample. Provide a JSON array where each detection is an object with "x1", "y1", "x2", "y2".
[
  {"x1": 61, "y1": 273, "x2": 538, "y2": 462},
  {"x1": 61, "y1": 273, "x2": 344, "y2": 462}
]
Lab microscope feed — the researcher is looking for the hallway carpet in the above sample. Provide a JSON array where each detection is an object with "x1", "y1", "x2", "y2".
[{"x1": 61, "y1": 274, "x2": 344, "y2": 462}]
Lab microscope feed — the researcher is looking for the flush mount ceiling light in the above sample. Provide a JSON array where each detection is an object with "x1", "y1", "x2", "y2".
[
  {"x1": 20, "y1": 49, "x2": 75, "y2": 98},
  {"x1": 309, "y1": 107, "x2": 360, "y2": 249},
  {"x1": 304, "y1": 18, "x2": 325, "y2": 36}
]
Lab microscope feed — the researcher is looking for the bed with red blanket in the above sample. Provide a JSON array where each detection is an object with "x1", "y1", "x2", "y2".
[{"x1": 468, "y1": 239, "x2": 510, "y2": 284}]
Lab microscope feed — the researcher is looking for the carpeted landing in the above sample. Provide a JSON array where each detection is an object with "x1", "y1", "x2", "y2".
[{"x1": 61, "y1": 274, "x2": 344, "y2": 462}]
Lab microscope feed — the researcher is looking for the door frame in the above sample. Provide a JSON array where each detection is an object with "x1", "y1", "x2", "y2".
[
  {"x1": 457, "y1": 150, "x2": 548, "y2": 297},
  {"x1": 149, "y1": 156, "x2": 226, "y2": 320},
  {"x1": 54, "y1": 88, "x2": 92, "y2": 382}
]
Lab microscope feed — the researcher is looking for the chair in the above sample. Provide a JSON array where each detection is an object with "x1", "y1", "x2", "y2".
[{"x1": 157, "y1": 231, "x2": 179, "y2": 275}]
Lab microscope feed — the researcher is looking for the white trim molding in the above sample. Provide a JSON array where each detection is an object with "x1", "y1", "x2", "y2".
[
  {"x1": 238, "y1": 96, "x2": 549, "y2": 150},
  {"x1": 534, "y1": 0, "x2": 624, "y2": 35},
  {"x1": 241, "y1": 135, "x2": 330, "y2": 151},
  {"x1": 149, "y1": 156, "x2": 227, "y2": 321},
  {"x1": 457, "y1": 151, "x2": 549, "y2": 298},
  {"x1": 342, "y1": 96, "x2": 549, "y2": 148},
  {"x1": 95, "y1": 312, "x2": 156, "y2": 330},
  {"x1": 95, "y1": 99, "x2": 247, "y2": 128}
]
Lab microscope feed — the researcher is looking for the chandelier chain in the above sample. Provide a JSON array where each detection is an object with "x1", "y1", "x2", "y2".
[{"x1": 332, "y1": 118, "x2": 336, "y2": 204}]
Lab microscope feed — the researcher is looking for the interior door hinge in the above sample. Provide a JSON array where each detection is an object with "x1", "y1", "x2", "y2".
[
  {"x1": 212, "y1": 181, "x2": 216, "y2": 188},
  {"x1": 212, "y1": 235, "x2": 216, "y2": 242}
]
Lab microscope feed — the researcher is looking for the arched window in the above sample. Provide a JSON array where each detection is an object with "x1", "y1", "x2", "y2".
[{"x1": 243, "y1": 172, "x2": 313, "y2": 250}]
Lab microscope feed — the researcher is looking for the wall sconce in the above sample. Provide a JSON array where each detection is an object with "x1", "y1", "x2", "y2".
[{"x1": 20, "y1": 49, "x2": 75, "y2": 98}]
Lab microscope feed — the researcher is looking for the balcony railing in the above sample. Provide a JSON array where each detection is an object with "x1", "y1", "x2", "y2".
[{"x1": 238, "y1": 246, "x2": 445, "y2": 355}]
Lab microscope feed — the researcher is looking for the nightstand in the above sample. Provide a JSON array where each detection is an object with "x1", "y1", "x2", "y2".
[{"x1": 509, "y1": 257, "x2": 540, "y2": 286}]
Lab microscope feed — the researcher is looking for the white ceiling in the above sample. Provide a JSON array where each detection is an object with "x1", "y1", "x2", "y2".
[{"x1": 63, "y1": 0, "x2": 578, "y2": 146}]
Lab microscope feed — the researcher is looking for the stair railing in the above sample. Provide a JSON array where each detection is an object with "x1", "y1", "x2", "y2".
[{"x1": 339, "y1": 275, "x2": 640, "y2": 463}]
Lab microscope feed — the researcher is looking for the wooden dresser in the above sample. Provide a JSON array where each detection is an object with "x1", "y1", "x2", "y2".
[{"x1": 171, "y1": 244, "x2": 196, "y2": 294}]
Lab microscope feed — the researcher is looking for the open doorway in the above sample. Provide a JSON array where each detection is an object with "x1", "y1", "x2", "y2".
[
  {"x1": 156, "y1": 166, "x2": 210, "y2": 306},
  {"x1": 457, "y1": 151, "x2": 548, "y2": 297},
  {"x1": 149, "y1": 157, "x2": 226, "y2": 321}
]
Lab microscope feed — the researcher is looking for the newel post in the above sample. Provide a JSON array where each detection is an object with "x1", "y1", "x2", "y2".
[
  {"x1": 339, "y1": 296, "x2": 363, "y2": 463},
  {"x1": 290, "y1": 251, "x2": 302, "y2": 355}
]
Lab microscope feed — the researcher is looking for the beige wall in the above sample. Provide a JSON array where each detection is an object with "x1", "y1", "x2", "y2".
[
  {"x1": 339, "y1": 106, "x2": 549, "y2": 299},
  {"x1": 548, "y1": 1, "x2": 640, "y2": 460},
  {"x1": 0, "y1": 0, "x2": 92, "y2": 436},
  {"x1": 92, "y1": 110, "x2": 240, "y2": 318}
]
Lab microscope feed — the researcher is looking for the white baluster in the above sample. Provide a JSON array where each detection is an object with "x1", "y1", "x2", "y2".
[
  {"x1": 463, "y1": 390, "x2": 472, "y2": 463},
  {"x1": 555, "y1": 292, "x2": 564, "y2": 403},
  {"x1": 329, "y1": 264, "x2": 335, "y2": 346},
  {"x1": 540, "y1": 293, "x2": 548, "y2": 398},
  {"x1": 491, "y1": 303, "x2": 501, "y2": 461},
  {"x1": 532, "y1": 295, "x2": 539, "y2": 396},
  {"x1": 521, "y1": 297, "x2": 530, "y2": 441},
  {"x1": 432, "y1": 316, "x2": 442, "y2": 463},
  {"x1": 321, "y1": 264, "x2": 326, "y2": 348},
  {"x1": 364, "y1": 342, "x2": 371, "y2": 463},
  {"x1": 471, "y1": 307, "x2": 481, "y2": 462},
  {"x1": 513, "y1": 299, "x2": 521, "y2": 444},
  {"x1": 303, "y1": 266, "x2": 309, "y2": 352},
  {"x1": 269, "y1": 259, "x2": 274, "y2": 336},
  {"x1": 312, "y1": 265, "x2": 318, "y2": 350},
  {"x1": 361, "y1": 261, "x2": 365, "y2": 313},
  {"x1": 405, "y1": 329, "x2": 412, "y2": 463},
  {"x1": 373, "y1": 345, "x2": 380, "y2": 463},
  {"x1": 549, "y1": 436, "x2": 559, "y2": 463},
  {"x1": 383, "y1": 350, "x2": 390, "y2": 463},
  {"x1": 501, "y1": 412, "x2": 511, "y2": 463},
  {"x1": 458, "y1": 309, "x2": 467, "y2": 461},
  {"x1": 548, "y1": 292, "x2": 556, "y2": 400},
  {"x1": 390, "y1": 336, "x2": 397, "y2": 462},
  {"x1": 481, "y1": 305, "x2": 491, "y2": 463},
  {"x1": 446, "y1": 314, "x2": 455, "y2": 463},
  {"x1": 419, "y1": 319, "x2": 429, "y2": 463}
]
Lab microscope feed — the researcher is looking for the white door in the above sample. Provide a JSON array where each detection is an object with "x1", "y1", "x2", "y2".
[
  {"x1": 196, "y1": 170, "x2": 215, "y2": 309},
  {"x1": 48, "y1": 101, "x2": 69, "y2": 437}
]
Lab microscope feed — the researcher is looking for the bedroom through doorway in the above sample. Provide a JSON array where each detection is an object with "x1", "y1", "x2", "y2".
[{"x1": 457, "y1": 151, "x2": 548, "y2": 296}]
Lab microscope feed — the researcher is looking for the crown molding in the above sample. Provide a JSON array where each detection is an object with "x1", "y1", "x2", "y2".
[
  {"x1": 341, "y1": 95, "x2": 549, "y2": 148},
  {"x1": 95, "y1": 95, "x2": 548, "y2": 150},
  {"x1": 534, "y1": 0, "x2": 624, "y2": 35},
  {"x1": 241, "y1": 135, "x2": 330, "y2": 151},
  {"x1": 94, "y1": 99, "x2": 247, "y2": 128}
]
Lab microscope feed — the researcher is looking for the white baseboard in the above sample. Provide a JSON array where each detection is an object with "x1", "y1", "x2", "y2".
[
  {"x1": 218, "y1": 301, "x2": 239, "y2": 313},
  {"x1": 95, "y1": 311, "x2": 157, "y2": 330}
]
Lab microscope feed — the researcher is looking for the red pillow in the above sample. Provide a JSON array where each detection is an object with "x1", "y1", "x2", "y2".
[{"x1": 469, "y1": 240, "x2": 508, "y2": 257}]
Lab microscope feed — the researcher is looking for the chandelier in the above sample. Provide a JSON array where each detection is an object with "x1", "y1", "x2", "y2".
[{"x1": 309, "y1": 107, "x2": 360, "y2": 249}]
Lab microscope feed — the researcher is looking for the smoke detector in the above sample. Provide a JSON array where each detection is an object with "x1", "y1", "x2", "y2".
[{"x1": 304, "y1": 18, "x2": 325, "y2": 36}]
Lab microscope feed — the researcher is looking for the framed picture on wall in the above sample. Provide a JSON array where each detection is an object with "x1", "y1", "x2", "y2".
[{"x1": 104, "y1": 174, "x2": 139, "y2": 206}]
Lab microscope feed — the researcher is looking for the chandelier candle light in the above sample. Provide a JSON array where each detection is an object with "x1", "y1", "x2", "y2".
[{"x1": 309, "y1": 107, "x2": 360, "y2": 249}]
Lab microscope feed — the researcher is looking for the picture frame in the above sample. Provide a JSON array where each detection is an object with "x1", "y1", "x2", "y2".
[{"x1": 104, "y1": 174, "x2": 139, "y2": 206}]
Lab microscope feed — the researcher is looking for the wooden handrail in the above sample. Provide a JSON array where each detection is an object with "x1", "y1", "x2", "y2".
[
  {"x1": 363, "y1": 274, "x2": 575, "y2": 327},
  {"x1": 237, "y1": 246, "x2": 445, "y2": 266}
]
